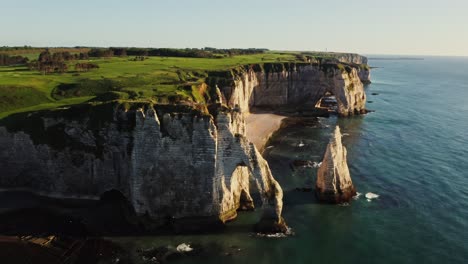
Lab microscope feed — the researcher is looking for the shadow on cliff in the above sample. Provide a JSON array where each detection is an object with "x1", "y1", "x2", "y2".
[
  {"x1": 0, "y1": 190, "x2": 256, "y2": 237},
  {"x1": 0, "y1": 190, "x2": 141, "y2": 237}
]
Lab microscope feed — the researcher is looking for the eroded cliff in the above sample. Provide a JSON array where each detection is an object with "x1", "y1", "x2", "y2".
[
  {"x1": 0, "y1": 103, "x2": 284, "y2": 232},
  {"x1": 214, "y1": 62, "x2": 367, "y2": 117}
]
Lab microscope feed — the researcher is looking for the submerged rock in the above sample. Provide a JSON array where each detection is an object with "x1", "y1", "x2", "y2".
[{"x1": 315, "y1": 126, "x2": 356, "y2": 203}]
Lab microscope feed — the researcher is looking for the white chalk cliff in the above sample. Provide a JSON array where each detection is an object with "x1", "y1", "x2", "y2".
[
  {"x1": 218, "y1": 63, "x2": 367, "y2": 116},
  {"x1": 0, "y1": 104, "x2": 285, "y2": 232}
]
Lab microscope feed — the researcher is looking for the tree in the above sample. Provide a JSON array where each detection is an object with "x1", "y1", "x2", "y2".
[
  {"x1": 33, "y1": 50, "x2": 73, "y2": 74},
  {"x1": 38, "y1": 49, "x2": 51, "y2": 63},
  {"x1": 79, "y1": 52, "x2": 89, "y2": 60}
]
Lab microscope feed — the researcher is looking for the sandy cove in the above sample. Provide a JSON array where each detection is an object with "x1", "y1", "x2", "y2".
[{"x1": 245, "y1": 111, "x2": 286, "y2": 152}]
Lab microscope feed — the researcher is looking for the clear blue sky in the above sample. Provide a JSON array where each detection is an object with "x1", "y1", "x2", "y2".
[{"x1": 2, "y1": 0, "x2": 468, "y2": 56}]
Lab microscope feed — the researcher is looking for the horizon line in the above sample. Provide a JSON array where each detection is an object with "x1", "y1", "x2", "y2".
[{"x1": 1, "y1": 45, "x2": 467, "y2": 58}]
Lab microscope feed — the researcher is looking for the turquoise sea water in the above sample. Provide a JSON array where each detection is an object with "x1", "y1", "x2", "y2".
[{"x1": 120, "y1": 57, "x2": 468, "y2": 264}]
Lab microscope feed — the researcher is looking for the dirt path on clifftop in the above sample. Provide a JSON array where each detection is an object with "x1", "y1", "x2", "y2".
[{"x1": 245, "y1": 112, "x2": 286, "y2": 152}]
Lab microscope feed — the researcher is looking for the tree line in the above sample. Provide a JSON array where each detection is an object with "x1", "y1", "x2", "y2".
[
  {"x1": 0, "y1": 54, "x2": 29, "y2": 66},
  {"x1": 28, "y1": 50, "x2": 69, "y2": 74},
  {"x1": 28, "y1": 49, "x2": 94, "y2": 74},
  {"x1": 86, "y1": 47, "x2": 269, "y2": 58}
]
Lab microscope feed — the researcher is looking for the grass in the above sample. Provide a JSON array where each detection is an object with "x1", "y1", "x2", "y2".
[
  {"x1": 0, "y1": 51, "x2": 361, "y2": 119},
  {"x1": 0, "y1": 97, "x2": 94, "y2": 119}
]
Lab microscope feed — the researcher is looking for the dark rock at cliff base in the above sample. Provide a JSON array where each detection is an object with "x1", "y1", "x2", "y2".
[
  {"x1": 315, "y1": 126, "x2": 356, "y2": 203},
  {"x1": 0, "y1": 236, "x2": 130, "y2": 264},
  {"x1": 338, "y1": 108, "x2": 370, "y2": 117},
  {"x1": 295, "y1": 187, "x2": 313, "y2": 192},
  {"x1": 292, "y1": 160, "x2": 312, "y2": 167},
  {"x1": 169, "y1": 216, "x2": 226, "y2": 234},
  {"x1": 315, "y1": 189, "x2": 357, "y2": 204},
  {"x1": 254, "y1": 217, "x2": 288, "y2": 234}
]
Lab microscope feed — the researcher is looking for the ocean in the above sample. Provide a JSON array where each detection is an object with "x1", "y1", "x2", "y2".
[{"x1": 118, "y1": 56, "x2": 468, "y2": 264}]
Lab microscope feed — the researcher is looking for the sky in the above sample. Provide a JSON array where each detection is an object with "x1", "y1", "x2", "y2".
[{"x1": 1, "y1": 0, "x2": 468, "y2": 56}]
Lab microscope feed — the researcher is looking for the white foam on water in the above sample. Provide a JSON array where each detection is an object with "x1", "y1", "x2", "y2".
[
  {"x1": 342, "y1": 133, "x2": 350, "y2": 137},
  {"x1": 353, "y1": 192, "x2": 362, "y2": 200},
  {"x1": 312, "y1": 162, "x2": 322, "y2": 168},
  {"x1": 255, "y1": 227, "x2": 295, "y2": 238},
  {"x1": 176, "y1": 243, "x2": 194, "y2": 252},
  {"x1": 365, "y1": 192, "x2": 379, "y2": 201},
  {"x1": 298, "y1": 141, "x2": 305, "y2": 147}
]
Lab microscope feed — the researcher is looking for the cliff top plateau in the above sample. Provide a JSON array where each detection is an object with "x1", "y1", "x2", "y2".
[{"x1": 0, "y1": 47, "x2": 369, "y2": 119}]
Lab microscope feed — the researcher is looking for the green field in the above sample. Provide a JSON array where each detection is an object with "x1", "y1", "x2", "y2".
[{"x1": 0, "y1": 51, "x2": 346, "y2": 119}]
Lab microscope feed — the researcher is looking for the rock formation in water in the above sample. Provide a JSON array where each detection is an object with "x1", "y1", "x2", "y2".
[{"x1": 315, "y1": 126, "x2": 356, "y2": 203}]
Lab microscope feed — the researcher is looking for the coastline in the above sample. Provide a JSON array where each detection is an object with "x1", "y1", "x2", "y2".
[{"x1": 245, "y1": 111, "x2": 286, "y2": 152}]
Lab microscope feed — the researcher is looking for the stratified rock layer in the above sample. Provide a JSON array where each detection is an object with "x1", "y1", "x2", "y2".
[{"x1": 315, "y1": 126, "x2": 356, "y2": 203}]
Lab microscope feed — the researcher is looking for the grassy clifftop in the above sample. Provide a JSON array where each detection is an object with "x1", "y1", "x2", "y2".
[{"x1": 0, "y1": 50, "x2": 366, "y2": 119}]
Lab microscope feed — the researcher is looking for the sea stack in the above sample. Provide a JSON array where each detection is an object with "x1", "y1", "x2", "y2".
[{"x1": 316, "y1": 126, "x2": 356, "y2": 203}]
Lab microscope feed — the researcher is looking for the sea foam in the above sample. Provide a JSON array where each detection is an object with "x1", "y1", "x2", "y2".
[
  {"x1": 176, "y1": 243, "x2": 194, "y2": 252},
  {"x1": 313, "y1": 161, "x2": 322, "y2": 168},
  {"x1": 365, "y1": 192, "x2": 379, "y2": 202},
  {"x1": 255, "y1": 227, "x2": 295, "y2": 238},
  {"x1": 353, "y1": 192, "x2": 362, "y2": 200}
]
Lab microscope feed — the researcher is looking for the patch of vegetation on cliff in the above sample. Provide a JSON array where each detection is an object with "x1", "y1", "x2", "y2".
[
  {"x1": 0, "y1": 85, "x2": 51, "y2": 112},
  {"x1": 359, "y1": 64, "x2": 371, "y2": 70}
]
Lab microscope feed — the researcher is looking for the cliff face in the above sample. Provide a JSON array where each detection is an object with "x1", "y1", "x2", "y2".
[
  {"x1": 358, "y1": 67, "x2": 372, "y2": 84},
  {"x1": 218, "y1": 63, "x2": 367, "y2": 116},
  {"x1": 0, "y1": 105, "x2": 284, "y2": 231},
  {"x1": 315, "y1": 126, "x2": 356, "y2": 203},
  {"x1": 335, "y1": 53, "x2": 368, "y2": 64}
]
